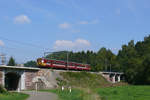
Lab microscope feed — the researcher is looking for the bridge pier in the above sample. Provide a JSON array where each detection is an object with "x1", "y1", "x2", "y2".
[
  {"x1": 117, "y1": 75, "x2": 121, "y2": 82},
  {"x1": 112, "y1": 75, "x2": 116, "y2": 83},
  {"x1": 100, "y1": 72, "x2": 124, "y2": 83}
]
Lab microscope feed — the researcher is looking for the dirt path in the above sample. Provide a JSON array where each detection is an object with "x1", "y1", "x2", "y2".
[{"x1": 22, "y1": 91, "x2": 58, "y2": 100}]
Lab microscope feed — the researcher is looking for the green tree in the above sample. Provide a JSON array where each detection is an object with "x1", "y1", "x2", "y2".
[
  {"x1": 24, "y1": 60, "x2": 37, "y2": 67},
  {"x1": 117, "y1": 36, "x2": 150, "y2": 84},
  {"x1": 142, "y1": 55, "x2": 150, "y2": 84},
  {"x1": 95, "y1": 47, "x2": 118, "y2": 72},
  {"x1": 7, "y1": 57, "x2": 16, "y2": 66}
]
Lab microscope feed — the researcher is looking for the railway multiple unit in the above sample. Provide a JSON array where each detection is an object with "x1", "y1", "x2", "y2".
[{"x1": 37, "y1": 58, "x2": 91, "y2": 71}]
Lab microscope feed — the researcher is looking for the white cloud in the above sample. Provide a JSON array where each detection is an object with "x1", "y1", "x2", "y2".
[
  {"x1": 59, "y1": 22, "x2": 71, "y2": 29},
  {"x1": 14, "y1": 15, "x2": 31, "y2": 24},
  {"x1": 53, "y1": 38, "x2": 91, "y2": 51},
  {"x1": 75, "y1": 39, "x2": 90, "y2": 46},
  {"x1": 0, "y1": 40, "x2": 4, "y2": 46}
]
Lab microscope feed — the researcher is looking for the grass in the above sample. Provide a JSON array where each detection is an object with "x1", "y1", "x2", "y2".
[
  {"x1": 42, "y1": 89, "x2": 84, "y2": 100},
  {"x1": 54, "y1": 71, "x2": 110, "y2": 100},
  {"x1": 0, "y1": 92, "x2": 29, "y2": 100},
  {"x1": 58, "y1": 71, "x2": 110, "y2": 88},
  {"x1": 97, "y1": 86, "x2": 150, "y2": 100},
  {"x1": 42, "y1": 88, "x2": 101, "y2": 100}
]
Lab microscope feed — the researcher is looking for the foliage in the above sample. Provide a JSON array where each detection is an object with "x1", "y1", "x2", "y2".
[
  {"x1": 24, "y1": 60, "x2": 37, "y2": 67},
  {"x1": 7, "y1": 57, "x2": 16, "y2": 66},
  {"x1": 0, "y1": 85, "x2": 7, "y2": 93},
  {"x1": 117, "y1": 35, "x2": 150, "y2": 84},
  {"x1": 97, "y1": 86, "x2": 150, "y2": 100}
]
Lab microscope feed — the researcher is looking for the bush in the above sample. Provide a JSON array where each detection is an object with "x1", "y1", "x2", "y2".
[{"x1": 0, "y1": 85, "x2": 7, "y2": 93}]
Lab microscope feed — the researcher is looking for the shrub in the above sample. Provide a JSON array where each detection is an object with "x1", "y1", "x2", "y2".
[{"x1": 0, "y1": 85, "x2": 7, "y2": 93}]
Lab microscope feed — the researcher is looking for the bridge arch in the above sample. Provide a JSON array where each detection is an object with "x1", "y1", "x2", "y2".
[{"x1": 5, "y1": 72, "x2": 21, "y2": 90}]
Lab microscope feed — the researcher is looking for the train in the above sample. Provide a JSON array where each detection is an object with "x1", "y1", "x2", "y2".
[{"x1": 37, "y1": 58, "x2": 91, "y2": 71}]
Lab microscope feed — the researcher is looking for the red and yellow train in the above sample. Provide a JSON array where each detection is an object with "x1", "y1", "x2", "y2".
[{"x1": 37, "y1": 58, "x2": 91, "y2": 71}]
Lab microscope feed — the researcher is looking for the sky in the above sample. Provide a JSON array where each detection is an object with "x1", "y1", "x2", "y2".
[{"x1": 0, "y1": 0, "x2": 150, "y2": 63}]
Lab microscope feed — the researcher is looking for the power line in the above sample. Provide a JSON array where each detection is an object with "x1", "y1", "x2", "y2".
[
  {"x1": 0, "y1": 36, "x2": 51, "y2": 50},
  {"x1": 0, "y1": 36, "x2": 55, "y2": 62}
]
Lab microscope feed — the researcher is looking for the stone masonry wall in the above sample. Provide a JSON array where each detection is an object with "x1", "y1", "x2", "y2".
[
  {"x1": 35, "y1": 69, "x2": 61, "y2": 89},
  {"x1": 24, "y1": 69, "x2": 61, "y2": 90},
  {"x1": 25, "y1": 70, "x2": 37, "y2": 90}
]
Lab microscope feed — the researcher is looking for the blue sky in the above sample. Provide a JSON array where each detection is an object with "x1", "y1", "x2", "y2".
[{"x1": 0, "y1": 0, "x2": 150, "y2": 63}]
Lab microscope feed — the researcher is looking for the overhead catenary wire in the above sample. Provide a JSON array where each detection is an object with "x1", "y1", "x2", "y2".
[
  {"x1": 0, "y1": 36, "x2": 51, "y2": 50},
  {"x1": 0, "y1": 36, "x2": 56, "y2": 63}
]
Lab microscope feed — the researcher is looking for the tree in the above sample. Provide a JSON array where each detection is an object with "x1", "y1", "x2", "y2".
[
  {"x1": 141, "y1": 55, "x2": 150, "y2": 84},
  {"x1": 117, "y1": 36, "x2": 150, "y2": 84},
  {"x1": 24, "y1": 60, "x2": 37, "y2": 67},
  {"x1": 95, "y1": 47, "x2": 118, "y2": 72},
  {"x1": 7, "y1": 57, "x2": 16, "y2": 66}
]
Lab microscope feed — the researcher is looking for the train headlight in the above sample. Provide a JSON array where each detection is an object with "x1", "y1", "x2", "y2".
[{"x1": 41, "y1": 60, "x2": 44, "y2": 63}]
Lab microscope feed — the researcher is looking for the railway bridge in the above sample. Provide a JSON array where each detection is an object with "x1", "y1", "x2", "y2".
[{"x1": 0, "y1": 65, "x2": 124, "y2": 91}]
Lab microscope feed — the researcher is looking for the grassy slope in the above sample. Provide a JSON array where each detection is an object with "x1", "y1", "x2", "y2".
[
  {"x1": 46, "y1": 72, "x2": 149, "y2": 100},
  {"x1": 55, "y1": 71, "x2": 111, "y2": 100},
  {"x1": 0, "y1": 92, "x2": 29, "y2": 100},
  {"x1": 58, "y1": 71, "x2": 110, "y2": 88},
  {"x1": 97, "y1": 86, "x2": 150, "y2": 100}
]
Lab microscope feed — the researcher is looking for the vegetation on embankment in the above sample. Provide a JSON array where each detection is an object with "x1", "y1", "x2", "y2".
[
  {"x1": 97, "y1": 86, "x2": 150, "y2": 100},
  {"x1": 54, "y1": 71, "x2": 111, "y2": 100},
  {"x1": 54, "y1": 71, "x2": 127, "y2": 100},
  {"x1": 57, "y1": 71, "x2": 110, "y2": 88}
]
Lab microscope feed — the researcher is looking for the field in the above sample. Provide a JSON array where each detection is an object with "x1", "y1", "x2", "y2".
[
  {"x1": 97, "y1": 86, "x2": 150, "y2": 100},
  {"x1": 0, "y1": 92, "x2": 29, "y2": 100},
  {"x1": 44, "y1": 86, "x2": 150, "y2": 100}
]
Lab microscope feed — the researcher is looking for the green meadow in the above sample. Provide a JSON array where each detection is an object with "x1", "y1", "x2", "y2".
[{"x1": 97, "y1": 86, "x2": 150, "y2": 100}]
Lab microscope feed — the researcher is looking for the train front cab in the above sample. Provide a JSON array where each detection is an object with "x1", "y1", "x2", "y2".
[{"x1": 37, "y1": 58, "x2": 46, "y2": 67}]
